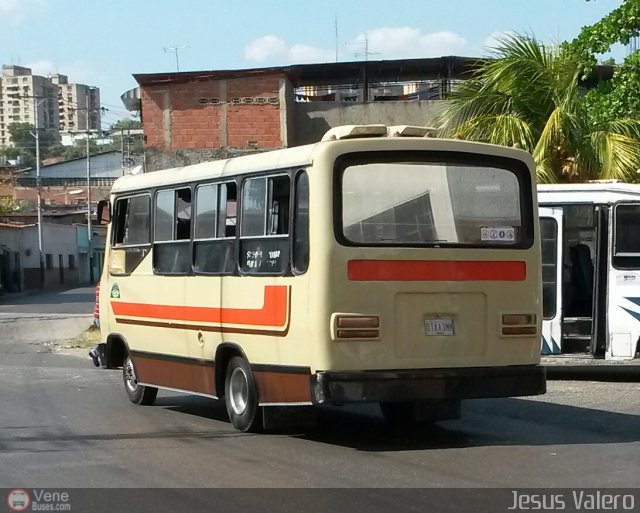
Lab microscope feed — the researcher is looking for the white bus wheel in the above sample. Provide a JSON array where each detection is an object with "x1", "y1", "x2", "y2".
[
  {"x1": 123, "y1": 355, "x2": 158, "y2": 406},
  {"x1": 224, "y1": 356, "x2": 262, "y2": 432}
]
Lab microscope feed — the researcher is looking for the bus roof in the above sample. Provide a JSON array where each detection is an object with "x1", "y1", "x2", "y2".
[
  {"x1": 110, "y1": 130, "x2": 535, "y2": 194},
  {"x1": 538, "y1": 183, "x2": 640, "y2": 205}
]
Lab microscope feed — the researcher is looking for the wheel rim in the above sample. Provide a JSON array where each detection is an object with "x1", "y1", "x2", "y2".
[
  {"x1": 124, "y1": 356, "x2": 138, "y2": 392},
  {"x1": 229, "y1": 366, "x2": 249, "y2": 415}
]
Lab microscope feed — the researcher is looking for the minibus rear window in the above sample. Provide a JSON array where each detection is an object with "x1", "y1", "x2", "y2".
[{"x1": 339, "y1": 155, "x2": 530, "y2": 248}]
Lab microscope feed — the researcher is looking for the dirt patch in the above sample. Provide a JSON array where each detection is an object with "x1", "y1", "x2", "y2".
[{"x1": 64, "y1": 324, "x2": 101, "y2": 349}]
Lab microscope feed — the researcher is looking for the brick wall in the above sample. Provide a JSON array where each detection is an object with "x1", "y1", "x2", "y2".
[{"x1": 140, "y1": 72, "x2": 287, "y2": 169}]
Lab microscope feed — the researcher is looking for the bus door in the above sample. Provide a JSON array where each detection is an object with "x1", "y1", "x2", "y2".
[
  {"x1": 540, "y1": 208, "x2": 563, "y2": 355},
  {"x1": 590, "y1": 206, "x2": 609, "y2": 357},
  {"x1": 607, "y1": 202, "x2": 640, "y2": 359}
]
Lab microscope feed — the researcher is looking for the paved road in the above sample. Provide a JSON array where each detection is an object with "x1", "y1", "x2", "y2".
[{"x1": 1, "y1": 288, "x2": 640, "y2": 494}]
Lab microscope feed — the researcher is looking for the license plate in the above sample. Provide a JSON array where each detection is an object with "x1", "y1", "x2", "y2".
[{"x1": 425, "y1": 318, "x2": 454, "y2": 336}]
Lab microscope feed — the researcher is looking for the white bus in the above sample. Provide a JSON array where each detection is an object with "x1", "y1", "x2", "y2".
[
  {"x1": 539, "y1": 183, "x2": 640, "y2": 360},
  {"x1": 98, "y1": 125, "x2": 545, "y2": 432}
]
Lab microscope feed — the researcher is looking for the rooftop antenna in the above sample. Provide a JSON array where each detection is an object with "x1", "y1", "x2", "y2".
[
  {"x1": 353, "y1": 33, "x2": 379, "y2": 61},
  {"x1": 163, "y1": 45, "x2": 187, "y2": 72},
  {"x1": 335, "y1": 14, "x2": 339, "y2": 62}
]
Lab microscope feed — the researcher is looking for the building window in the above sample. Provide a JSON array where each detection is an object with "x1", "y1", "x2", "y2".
[
  {"x1": 68, "y1": 255, "x2": 76, "y2": 269},
  {"x1": 45, "y1": 254, "x2": 54, "y2": 269}
]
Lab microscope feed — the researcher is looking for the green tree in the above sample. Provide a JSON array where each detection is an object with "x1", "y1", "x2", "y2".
[
  {"x1": 570, "y1": 0, "x2": 640, "y2": 122},
  {"x1": 435, "y1": 34, "x2": 640, "y2": 183},
  {"x1": 110, "y1": 118, "x2": 142, "y2": 131}
]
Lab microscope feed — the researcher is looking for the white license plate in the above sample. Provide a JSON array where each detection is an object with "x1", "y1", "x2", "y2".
[{"x1": 425, "y1": 318, "x2": 454, "y2": 336}]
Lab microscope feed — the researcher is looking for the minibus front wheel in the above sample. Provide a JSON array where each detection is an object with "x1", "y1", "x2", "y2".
[
  {"x1": 224, "y1": 356, "x2": 263, "y2": 432},
  {"x1": 123, "y1": 355, "x2": 158, "y2": 406}
]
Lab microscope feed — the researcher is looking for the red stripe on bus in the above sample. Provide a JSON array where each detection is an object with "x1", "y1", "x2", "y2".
[
  {"x1": 347, "y1": 260, "x2": 526, "y2": 281},
  {"x1": 111, "y1": 285, "x2": 289, "y2": 327}
]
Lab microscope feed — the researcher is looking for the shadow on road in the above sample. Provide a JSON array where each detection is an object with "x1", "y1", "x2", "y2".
[{"x1": 148, "y1": 394, "x2": 640, "y2": 452}]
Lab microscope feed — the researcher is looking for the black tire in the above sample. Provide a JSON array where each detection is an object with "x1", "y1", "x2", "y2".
[
  {"x1": 224, "y1": 356, "x2": 262, "y2": 432},
  {"x1": 123, "y1": 355, "x2": 158, "y2": 405}
]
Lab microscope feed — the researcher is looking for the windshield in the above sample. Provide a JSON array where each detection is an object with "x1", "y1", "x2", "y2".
[{"x1": 339, "y1": 155, "x2": 530, "y2": 247}]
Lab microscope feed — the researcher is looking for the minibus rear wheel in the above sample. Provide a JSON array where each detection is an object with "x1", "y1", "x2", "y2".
[
  {"x1": 123, "y1": 355, "x2": 158, "y2": 405},
  {"x1": 224, "y1": 356, "x2": 263, "y2": 432}
]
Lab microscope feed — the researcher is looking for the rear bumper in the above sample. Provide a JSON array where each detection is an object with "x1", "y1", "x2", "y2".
[{"x1": 310, "y1": 365, "x2": 546, "y2": 404}]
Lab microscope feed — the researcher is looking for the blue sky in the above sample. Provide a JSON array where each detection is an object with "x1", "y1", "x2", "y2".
[{"x1": 0, "y1": 0, "x2": 627, "y2": 130}]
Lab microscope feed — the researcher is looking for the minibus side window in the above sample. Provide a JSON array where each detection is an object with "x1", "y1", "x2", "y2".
[
  {"x1": 240, "y1": 175, "x2": 290, "y2": 275},
  {"x1": 293, "y1": 172, "x2": 309, "y2": 274},
  {"x1": 193, "y1": 182, "x2": 237, "y2": 275},
  {"x1": 153, "y1": 187, "x2": 192, "y2": 275},
  {"x1": 110, "y1": 194, "x2": 150, "y2": 275}
]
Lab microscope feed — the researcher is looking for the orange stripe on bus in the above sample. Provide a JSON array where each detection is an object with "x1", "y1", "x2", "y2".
[
  {"x1": 347, "y1": 260, "x2": 526, "y2": 281},
  {"x1": 111, "y1": 285, "x2": 289, "y2": 327}
]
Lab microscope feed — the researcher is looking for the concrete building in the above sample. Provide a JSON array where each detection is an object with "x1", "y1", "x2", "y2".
[
  {"x1": 0, "y1": 65, "x2": 101, "y2": 149},
  {"x1": 13, "y1": 150, "x2": 123, "y2": 210},
  {"x1": 51, "y1": 73, "x2": 101, "y2": 135},
  {"x1": 131, "y1": 57, "x2": 473, "y2": 171},
  {"x1": 0, "y1": 65, "x2": 60, "y2": 147},
  {"x1": 0, "y1": 219, "x2": 106, "y2": 290},
  {"x1": 127, "y1": 56, "x2": 615, "y2": 172}
]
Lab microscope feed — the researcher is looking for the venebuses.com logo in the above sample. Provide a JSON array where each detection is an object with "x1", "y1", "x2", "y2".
[{"x1": 7, "y1": 489, "x2": 30, "y2": 512}]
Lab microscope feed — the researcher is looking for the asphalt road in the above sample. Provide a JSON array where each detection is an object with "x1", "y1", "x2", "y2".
[{"x1": 1, "y1": 288, "x2": 640, "y2": 497}]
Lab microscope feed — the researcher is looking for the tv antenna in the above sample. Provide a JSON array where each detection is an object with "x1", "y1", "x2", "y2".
[
  {"x1": 353, "y1": 33, "x2": 380, "y2": 61},
  {"x1": 163, "y1": 45, "x2": 188, "y2": 72}
]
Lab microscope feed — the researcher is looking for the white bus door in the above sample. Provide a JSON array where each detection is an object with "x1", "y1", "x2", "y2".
[
  {"x1": 540, "y1": 208, "x2": 563, "y2": 355},
  {"x1": 606, "y1": 202, "x2": 640, "y2": 359}
]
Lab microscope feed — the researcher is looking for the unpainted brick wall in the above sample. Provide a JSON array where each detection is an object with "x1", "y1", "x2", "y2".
[{"x1": 141, "y1": 73, "x2": 285, "y2": 161}]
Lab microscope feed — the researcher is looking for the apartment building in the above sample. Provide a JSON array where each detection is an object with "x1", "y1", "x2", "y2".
[
  {"x1": 0, "y1": 65, "x2": 101, "y2": 149},
  {"x1": 0, "y1": 65, "x2": 60, "y2": 148},
  {"x1": 50, "y1": 74, "x2": 101, "y2": 133}
]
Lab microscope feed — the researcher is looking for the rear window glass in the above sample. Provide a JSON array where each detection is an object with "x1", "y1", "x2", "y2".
[{"x1": 340, "y1": 157, "x2": 527, "y2": 247}]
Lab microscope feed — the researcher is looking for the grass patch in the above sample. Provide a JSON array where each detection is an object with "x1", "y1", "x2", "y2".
[{"x1": 65, "y1": 324, "x2": 102, "y2": 349}]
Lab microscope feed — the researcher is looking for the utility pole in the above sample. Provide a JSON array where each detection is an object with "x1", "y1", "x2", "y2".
[
  {"x1": 86, "y1": 92, "x2": 94, "y2": 284},
  {"x1": 29, "y1": 97, "x2": 46, "y2": 288}
]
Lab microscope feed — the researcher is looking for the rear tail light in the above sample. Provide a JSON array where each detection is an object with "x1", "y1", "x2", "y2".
[
  {"x1": 334, "y1": 315, "x2": 380, "y2": 340},
  {"x1": 501, "y1": 313, "x2": 538, "y2": 336}
]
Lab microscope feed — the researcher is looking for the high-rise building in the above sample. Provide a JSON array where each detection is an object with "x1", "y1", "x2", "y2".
[
  {"x1": 51, "y1": 74, "x2": 101, "y2": 133},
  {"x1": 0, "y1": 65, "x2": 101, "y2": 149},
  {"x1": 0, "y1": 65, "x2": 60, "y2": 148}
]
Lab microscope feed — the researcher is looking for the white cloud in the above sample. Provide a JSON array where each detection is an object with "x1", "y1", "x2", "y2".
[
  {"x1": 483, "y1": 31, "x2": 516, "y2": 51},
  {"x1": 245, "y1": 35, "x2": 333, "y2": 64},
  {"x1": 349, "y1": 27, "x2": 468, "y2": 59},
  {"x1": 0, "y1": 0, "x2": 46, "y2": 23},
  {"x1": 244, "y1": 35, "x2": 288, "y2": 62},
  {"x1": 245, "y1": 26, "x2": 470, "y2": 66},
  {"x1": 24, "y1": 59, "x2": 92, "y2": 84}
]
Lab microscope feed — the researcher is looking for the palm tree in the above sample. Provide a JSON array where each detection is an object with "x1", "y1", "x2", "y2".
[{"x1": 435, "y1": 34, "x2": 640, "y2": 183}]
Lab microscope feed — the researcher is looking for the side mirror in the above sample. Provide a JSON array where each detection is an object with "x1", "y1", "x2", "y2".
[{"x1": 97, "y1": 200, "x2": 111, "y2": 224}]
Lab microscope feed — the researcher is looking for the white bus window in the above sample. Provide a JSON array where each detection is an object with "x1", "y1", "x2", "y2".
[
  {"x1": 195, "y1": 184, "x2": 218, "y2": 240},
  {"x1": 153, "y1": 187, "x2": 192, "y2": 275},
  {"x1": 194, "y1": 182, "x2": 237, "y2": 275},
  {"x1": 219, "y1": 183, "x2": 238, "y2": 238},
  {"x1": 113, "y1": 195, "x2": 150, "y2": 246},
  {"x1": 240, "y1": 175, "x2": 291, "y2": 274},
  {"x1": 241, "y1": 178, "x2": 267, "y2": 236},
  {"x1": 293, "y1": 172, "x2": 309, "y2": 273},
  {"x1": 341, "y1": 160, "x2": 523, "y2": 246},
  {"x1": 110, "y1": 194, "x2": 150, "y2": 275},
  {"x1": 540, "y1": 217, "x2": 558, "y2": 319},
  {"x1": 613, "y1": 203, "x2": 640, "y2": 269},
  {"x1": 155, "y1": 190, "x2": 174, "y2": 241}
]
